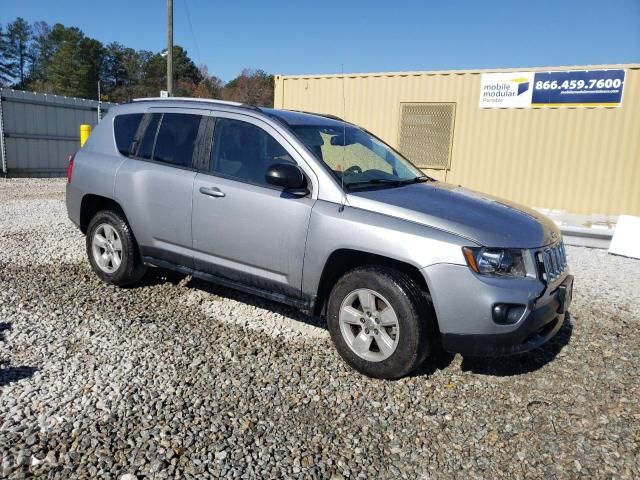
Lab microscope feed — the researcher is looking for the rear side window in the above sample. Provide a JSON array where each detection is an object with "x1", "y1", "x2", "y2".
[
  {"x1": 137, "y1": 113, "x2": 162, "y2": 160},
  {"x1": 114, "y1": 113, "x2": 143, "y2": 156},
  {"x1": 153, "y1": 113, "x2": 203, "y2": 167}
]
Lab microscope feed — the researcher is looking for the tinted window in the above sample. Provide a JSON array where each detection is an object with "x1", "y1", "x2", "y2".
[
  {"x1": 153, "y1": 113, "x2": 203, "y2": 167},
  {"x1": 211, "y1": 118, "x2": 294, "y2": 186},
  {"x1": 137, "y1": 113, "x2": 161, "y2": 160},
  {"x1": 113, "y1": 114, "x2": 143, "y2": 156}
]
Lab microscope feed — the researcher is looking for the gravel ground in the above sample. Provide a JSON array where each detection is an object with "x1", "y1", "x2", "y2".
[{"x1": 1, "y1": 178, "x2": 638, "y2": 479}]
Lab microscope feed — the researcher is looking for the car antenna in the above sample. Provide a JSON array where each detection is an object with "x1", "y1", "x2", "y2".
[{"x1": 339, "y1": 64, "x2": 347, "y2": 212}]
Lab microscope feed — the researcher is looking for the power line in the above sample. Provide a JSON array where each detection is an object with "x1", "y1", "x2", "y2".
[{"x1": 182, "y1": 0, "x2": 202, "y2": 67}]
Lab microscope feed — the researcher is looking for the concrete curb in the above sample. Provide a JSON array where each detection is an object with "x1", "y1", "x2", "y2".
[{"x1": 560, "y1": 225, "x2": 613, "y2": 249}]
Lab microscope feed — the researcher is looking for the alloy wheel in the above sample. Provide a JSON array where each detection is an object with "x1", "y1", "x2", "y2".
[
  {"x1": 91, "y1": 223, "x2": 123, "y2": 274},
  {"x1": 338, "y1": 288, "x2": 400, "y2": 362}
]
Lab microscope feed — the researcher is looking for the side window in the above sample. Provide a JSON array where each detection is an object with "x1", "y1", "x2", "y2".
[
  {"x1": 210, "y1": 118, "x2": 294, "y2": 186},
  {"x1": 114, "y1": 113, "x2": 143, "y2": 156},
  {"x1": 153, "y1": 113, "x2": 203, "y2": 167},
  {"x1": 137, "y1": 113, "x2": 161, "y2": 160}
]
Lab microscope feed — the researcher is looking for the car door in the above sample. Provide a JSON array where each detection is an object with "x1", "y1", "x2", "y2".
[
  {"x1": 115, "y1": 108, "x2": 210, "y2": 269},
  {"x1": 191, "y1": 112, "x2": 316, "y2": 300}
]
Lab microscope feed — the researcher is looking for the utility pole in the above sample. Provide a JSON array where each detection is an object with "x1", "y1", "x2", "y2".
[
  {"x1": 167, "y1": 0, "x2": 174, "y2": 96},
  {"x1": 97, "y1": 80, "x2": 102, "y2": 122}
]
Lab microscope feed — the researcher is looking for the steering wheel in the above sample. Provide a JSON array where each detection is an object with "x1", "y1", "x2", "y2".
[{"x1": 343, "y1": 165, "x2": 362, "y2": 176}]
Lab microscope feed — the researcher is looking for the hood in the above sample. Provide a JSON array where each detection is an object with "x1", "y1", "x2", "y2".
[{"x1": 347, "y1": 181, "x2": 561, "y2": 249}]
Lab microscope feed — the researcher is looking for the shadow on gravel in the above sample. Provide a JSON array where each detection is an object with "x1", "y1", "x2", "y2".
[
  {"x1": 136, "y1": 267, "x2": 329, "y2": 330},
  {"x1": 127, "y1": 267, "x2": 189, "y2": 288},
  {"x1": 1, "y1": 322, "x2": 39, "y2": 386},
  {"x1": 413, "y1": 343, "x2": 456, "y2": 377},
  {"x1": 0, "y1": 322, "x2": 10, "y2": 341},
  {"x1": 0, "y1": 366, "x2": 38, "y2": 387},
  {"x1": 459, "y1": 314, "x2": 574, "y2": 376},
  {"x1": 124, "y1": 267, "x2": 328, "y2": 330}
]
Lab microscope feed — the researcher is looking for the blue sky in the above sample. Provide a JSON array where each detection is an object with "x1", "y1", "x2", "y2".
[{"x1": 2, "y1": 0, "x2": 639, "y2": 81}]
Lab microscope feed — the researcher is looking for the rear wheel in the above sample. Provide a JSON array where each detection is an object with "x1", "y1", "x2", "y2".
[
  {"x1": 327, "y1": 266, "x2": 433, "y2": 379},
  {"x1": 86, "y1": 210, "x2": 146, "y2": 286}
]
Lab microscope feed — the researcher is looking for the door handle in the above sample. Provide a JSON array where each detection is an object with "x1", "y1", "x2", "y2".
[{"x1": 199, "y1": 186, "x2": 226, "y2": 198}]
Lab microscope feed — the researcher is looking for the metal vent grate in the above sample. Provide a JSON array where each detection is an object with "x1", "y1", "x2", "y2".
[{"x1": 398, "y1": 102, "x2": 456, "y2": 169}]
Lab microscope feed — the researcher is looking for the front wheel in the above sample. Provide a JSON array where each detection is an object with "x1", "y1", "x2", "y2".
[
  {"x1": 327, "y1": 266, "x2": 433, "y2": 379},
  {"x1": 86, "y1": 209, "x2": 146, "y2": 286}
]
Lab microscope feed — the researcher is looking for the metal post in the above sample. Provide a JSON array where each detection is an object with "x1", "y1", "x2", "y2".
[
  {"x1": 167, "y1": 0, "x2": 174, "y2": 96},
  {"x1": 0, "y1": 93, "x2": 7, "y2": 176},
  {"x1": 80, "y1": 125, "x2": 91, "y2": 147},
  {"x1": 97, "y1": 80, "x2": 102, "y2": 122}
]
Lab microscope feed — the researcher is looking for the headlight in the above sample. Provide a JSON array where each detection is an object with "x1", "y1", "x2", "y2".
[{"x1": 462, "y1": 247, "x2": 528, "y2": 277}]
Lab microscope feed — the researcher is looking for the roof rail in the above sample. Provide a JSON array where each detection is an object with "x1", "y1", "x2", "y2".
[
  {"x1": 290, "y1": 109, "x2": 344, "y2": 121},
  {"x1": 133, "y1": 97, "x2": 240, "y2": 106},
  {"x1": 131, "y1": 97, "x2": 262, "y2": 111}
]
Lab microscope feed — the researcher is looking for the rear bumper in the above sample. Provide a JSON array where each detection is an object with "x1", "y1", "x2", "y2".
[
  {"x1": 441, "y1": 274, "x2": 573, "y2": 356},
  {"x1": 65, "y1": 182, "x2": 82, "y2": 229}
]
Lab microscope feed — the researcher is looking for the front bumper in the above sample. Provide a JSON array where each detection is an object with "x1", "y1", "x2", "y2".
[
  {"x1": 422, "y1": 262, "x2": 573, "y2": 357},
  {"x1": 441, "y1": 274, "x2": 573, "y2": 356}
]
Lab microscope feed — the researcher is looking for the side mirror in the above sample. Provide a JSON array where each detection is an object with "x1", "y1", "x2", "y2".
[{"x1": 265, "y1": 163, "x2": 308, "y2": 193}]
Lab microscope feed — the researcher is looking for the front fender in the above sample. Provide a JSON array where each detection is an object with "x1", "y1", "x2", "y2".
[{"x1": 301, "y1": 200, "x2": 473, "y2": 297}]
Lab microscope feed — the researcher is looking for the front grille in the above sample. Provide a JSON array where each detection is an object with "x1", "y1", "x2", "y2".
[{"x1": 537, "y1": 241, "x2": 567, "y2": 282}]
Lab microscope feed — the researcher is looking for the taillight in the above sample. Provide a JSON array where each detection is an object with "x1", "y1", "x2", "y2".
[{"x1": 67, "y1": 153, "x2": 75, "y2": 183}]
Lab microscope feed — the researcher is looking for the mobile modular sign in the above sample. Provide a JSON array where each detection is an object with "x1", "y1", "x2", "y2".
[{"x1": 479, "y1": 69, "x2": 625, "y2": 108}]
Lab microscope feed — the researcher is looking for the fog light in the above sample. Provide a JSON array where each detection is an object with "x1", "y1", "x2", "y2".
[
  {"x1": 492, "y1": 304, "x2": 508, "y2": 324},
  {"x1": 506, "y1": 305, "x2": 526, "y2": 324},
  {"x1": 492, "y1": 304, "x2": 526, "y2": 325}
]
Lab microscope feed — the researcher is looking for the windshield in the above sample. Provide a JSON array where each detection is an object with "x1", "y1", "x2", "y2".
[{"x1": 290, "y1": 124, "x2": 426, "y2": 189}]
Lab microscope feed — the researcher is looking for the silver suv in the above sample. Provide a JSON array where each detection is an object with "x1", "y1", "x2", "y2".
[{"x1": 66, "y1": 98, "x2": 573, "y2": 379}]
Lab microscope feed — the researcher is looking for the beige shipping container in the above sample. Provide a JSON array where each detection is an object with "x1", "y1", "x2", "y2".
[{"x1": 274, "y1": 64, "x2": 640, "y2": 217}]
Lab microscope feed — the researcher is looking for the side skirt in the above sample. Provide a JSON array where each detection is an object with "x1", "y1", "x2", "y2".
[{"x1": 141, "y1": 256, "x2": 316, "y2": 314}]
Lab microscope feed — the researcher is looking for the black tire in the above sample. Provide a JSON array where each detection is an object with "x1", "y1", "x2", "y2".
[
  {"x1": 86, "y1": 209, "x2": 146, "y2": 286},
  {"x1": 327, "y1": 266, "x2": 434, "y2": 379}
]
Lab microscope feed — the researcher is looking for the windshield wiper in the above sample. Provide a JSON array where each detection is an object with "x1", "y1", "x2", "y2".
[
  {"x1": 346, "y1": 178, "x2": 403, "y2": 188},
  {"x1": 409, "y1": 175, "x2": 433, "y2": 183},
  {"x1": 346, "y1": 175, "x2": 434, "y2": 189}
]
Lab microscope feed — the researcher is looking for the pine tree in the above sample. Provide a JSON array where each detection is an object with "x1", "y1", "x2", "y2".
[
  {"x1": 0, "y1": 26, "x2": 12, "y2": 86},
  {"x1": 27, "y1": 21, "x2": 53, "y2": 89},
  {"x1": 77, "y1": 37, "x2": 105, "y2": 99},
  {"x1": 46, "y1": 25, "x2": 83, "y2": 96},
  {"x1": 5, "y1": 17, "x2": 32, "y2": 87}
]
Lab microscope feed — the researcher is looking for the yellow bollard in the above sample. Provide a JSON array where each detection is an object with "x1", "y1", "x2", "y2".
[{"x1": 80, "y1": 124, "x2": 91, "y2": 147}]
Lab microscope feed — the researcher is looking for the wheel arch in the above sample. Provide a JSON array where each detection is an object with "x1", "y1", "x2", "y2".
[
  {"x1": 80, "y1": 194, "x2": 128, "y2": 234},
  {"x1": 313, "y1": 248, "x2": 433, "y2": 317}
]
